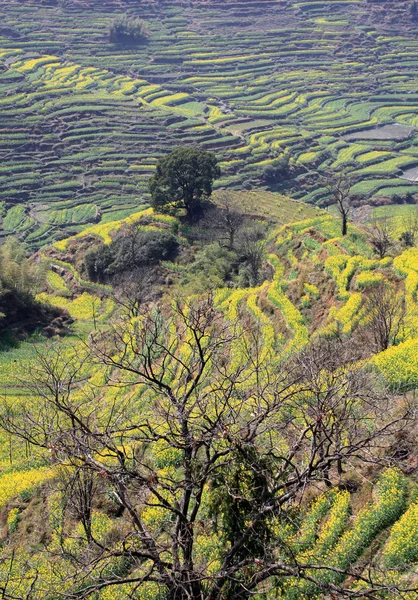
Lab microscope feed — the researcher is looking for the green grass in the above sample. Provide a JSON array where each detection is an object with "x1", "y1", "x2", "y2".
[
  {"x1": 372, "y1": 205, "x2": 418, "y2": 219},
  {"x1": 212, "y1": 190, "x2": 324, "y2": 223},
  {"x1": 3, "y1": 205, "x2": 27, "y2": 231}
]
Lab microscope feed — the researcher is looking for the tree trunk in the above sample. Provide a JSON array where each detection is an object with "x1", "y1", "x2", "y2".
[
  {"x1": 169, "y1": 577, "x2": 203, "y2": 600},
  {"x1": 184, "y1": 191, "x2": 195, "y2": 222},
  {"x1": 342, "y1": 213, "x2": 348, "y2": 236},
  {"x1": 228, "y1": 229, "x2": 234, "y2": 250},
  {"x1": 184, "y1": 202, "x2": 193, "y2": 221}
]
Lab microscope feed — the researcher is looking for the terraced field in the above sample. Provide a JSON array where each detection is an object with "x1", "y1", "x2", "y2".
[
  {"x1": 30, "y1": 197, "x2": 418, "y2": 393},
  {"x1": 0, "y1": 204, "x2": 417, "y2": 597},
  {"x1": 2, "y1": 0, "x2": 418, "y2": 245}
]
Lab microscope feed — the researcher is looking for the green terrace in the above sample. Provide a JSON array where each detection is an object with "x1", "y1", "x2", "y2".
[{"x1": 2, "y1": 0, "x2": 418, "y2": 244}]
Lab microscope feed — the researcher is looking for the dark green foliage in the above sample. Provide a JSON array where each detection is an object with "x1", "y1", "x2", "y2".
[
  {"x1": 108, "y1": 14, "x2": 148, "y2": 44},
  {"x1": 209, "y1": 445, "x2": 274, "y2": 599},
  {"x1": 261, "y1": 155, "x2": 291, "y2": 186},
  {"x1": 411, "y1": 1, "x2": 418, "y2": 21},
  {"x1": 149, "y1": 147, "x2": 221, "y2": 220},
  {"x1": 0, "y1": 286, "x2": 68, "y2": 349},
  {"x1": 178, "y1": 220, "x2": 270, "y2": 293},
  {"x1": 0, "y1": 238, "x2": 66, "y2": 342},
  {"x1": 236, "y1": 222, "x2": 268, "y2": 286},
  {"x1": 179, "y1": 243, "x2": 238, "y2": 293},
  {"x1": 84, "y1": 244, "x2": 114, "y2": 283},
  {"x1": 400, "y1": 230, "x2": 415, "y2": 247},
  {"x1": 392, "y1": 192, "x2": 416, "y2": 204},
  {"x1": 84, "y1": 228, "x2": 179, "y2": 282}
]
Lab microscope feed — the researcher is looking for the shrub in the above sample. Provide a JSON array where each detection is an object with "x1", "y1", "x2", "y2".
[
  {"x1": 180, "y1": 243, "x2": 237, "y2": 293},
  {"x1": 85, "y1": 228, "x2": 179, "y2": 282},
  {"x1": 109, "y1": 14, "x2": 148, "y2": 44},
  {"x1": 84, "y1": 244, "x2": 116, "y2": 282},
  {"x1": 261, "y1": 155, "x2": 291, "y2": 185},
  {"x1": 400, "y1": 230, "x2": 415, "y2": 247}
]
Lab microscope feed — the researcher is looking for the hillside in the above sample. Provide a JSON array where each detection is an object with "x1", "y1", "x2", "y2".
[
  {"x1": 1, "y1": 0, "x2": 418, "y2": 598},
  {"x1": 2, "y1": 0, "x2": 418, "y2": 245},
  {"x1": 0, "y1": 198, "x2": 416, "y2": 598}
]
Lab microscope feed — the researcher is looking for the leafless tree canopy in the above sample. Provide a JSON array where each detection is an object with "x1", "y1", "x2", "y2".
[
  {"x1": 112, "y1": 266, "x2": 163, "y2": 318},
  {"x1": 208, "y1": 191, "x2": 245, "y2": 250},
  {"x1": 323, "y1": 172, "x2": 353, "y2": 236},
  {"x1": 236, "y1": 223, "x2": 267, "y2": 286},
  {"x1": 0, "y1": 295, "x2": 415, "y2": 600},
  {"x1": 399, "y1": 206, "x2": 418, "y2": 247},
  {"x1": 369, "y1": 217, "x2": 394, "y2": 258},
  {"x1": 362, "y1": 281, "x2": 406, "y2": 353}
]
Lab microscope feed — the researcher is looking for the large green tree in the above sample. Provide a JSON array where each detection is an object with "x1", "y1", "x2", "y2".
[{"x1": 149, "y1": 147, "x2": 220, "y2": 220}]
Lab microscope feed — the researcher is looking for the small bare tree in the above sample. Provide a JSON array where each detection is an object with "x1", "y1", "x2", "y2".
[
  {"x1": 0, "y1": 296, "x2": 415, "y2": 599},
  {"x1": 112, "y1": 267, "x2": 161, "y2": 318},
  {"x1": 399, "y1": 206, "x2": 418, "y2": 247},
  {"x1": 58, "y1": 464, "x2": 97, "y2": 543},
  {"x1": 369, "y1": 217, "x2": 394, "y2": 258},
  {"x1": 363, "y1": 281, "x2": 406, "y2": 353},
  {"x1": 323, "y1": 171, "x2": 353, "y2": 236},
  {"x1": 214, "y1": 191, "x2": 244, "y2": 250},
  {"x1": 205, "y1": 191, "x2": 245, "y2": 250},
  {"x1": 237, "y1": 223, "x2": 267, "y2": 285}
]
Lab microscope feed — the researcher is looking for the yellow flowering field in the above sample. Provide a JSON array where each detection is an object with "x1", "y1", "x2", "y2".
[
  {"x1": 37, "y1": 292, "x2": 115, "y2": 321},
  {"x1": 0, "y1": 467, "x2": 54, "y2": 509},
  {"x1": 383, "y1": 500, "x2": 418, "y2": 567}
]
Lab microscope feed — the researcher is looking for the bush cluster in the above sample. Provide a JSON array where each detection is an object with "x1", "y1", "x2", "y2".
[
  {"x1": 392, "y1": 192, "x2": 416, "y2": 205},
  {"x1": 84, "y1": 228, "x2": 179, "y2": 282},
  {"x1": 0, "y1": 237, "x2": 65, "y2": 339},
  {"x1": 108, "y1": 14, "x2": 148, "y2": 44}
]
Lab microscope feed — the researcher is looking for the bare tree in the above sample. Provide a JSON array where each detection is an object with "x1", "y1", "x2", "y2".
[
  {"x1": 369, "y1": 217, "x2": 394, "y2": 258},
  {"x1": 237, "y1": 223, "x2": 267, "y2": 285},
  {"x1": 211, "y1": 191, "x2": 244, "y2": 250},
  {"x1": 363, "y1": 281, "x2": 406, "y2": 353},
  {"x1": 0, "y1": 551, "x2": 41, "y2": 600},
  {"x1": 59, "y1": 465, "x2": 98, "y2": 543},
  {"x1": 0, "y1": 298, "x2": 415, "y2": 600},
  {"x1": 323, "y1": 171, "x2": 353, "y2": 236},
  {"x1": 112, "y1": 267, "x2": 162, "y2": 318},
  {"x1": 399, "y1": 206, "x2": 418, "y2": 247}
]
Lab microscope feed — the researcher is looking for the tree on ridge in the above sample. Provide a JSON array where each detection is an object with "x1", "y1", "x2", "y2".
[
  {"x1": 149, "y1": 147, "x2": 220, "y2": 221},
  {"x1": 323, "y1": 171, "x2": 353, "y2": 236}
]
